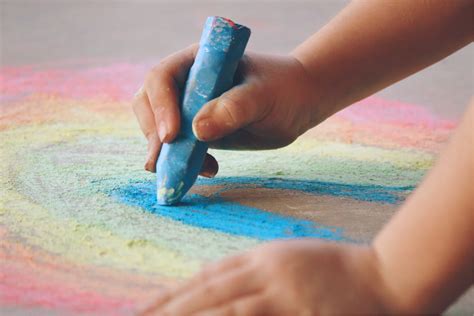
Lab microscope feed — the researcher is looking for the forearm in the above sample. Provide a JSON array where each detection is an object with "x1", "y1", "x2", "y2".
[
  {"x1": 292, "y1": 0, "x2": 473, "y2": 123},
  {"x1": 373, "y1": 102, "x2": 474, "y2": 313}
]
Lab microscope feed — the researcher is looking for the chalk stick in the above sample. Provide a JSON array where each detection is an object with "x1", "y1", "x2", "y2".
[{"x1": 155, "y1": 16, "x2": 251, "y2": 205}]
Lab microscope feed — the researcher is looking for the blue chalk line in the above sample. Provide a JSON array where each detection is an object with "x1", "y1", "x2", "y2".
[{"x1": 109, "y1": 177, "x2": 411, "y2": 242}]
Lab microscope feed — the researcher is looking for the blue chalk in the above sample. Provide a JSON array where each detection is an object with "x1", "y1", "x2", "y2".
[
  {"x1": 111, "y1": 180, "x2": 347, "y2": 241},
  {"x1": 155, "y1": 17, "x2": 251, "y2": 205}
]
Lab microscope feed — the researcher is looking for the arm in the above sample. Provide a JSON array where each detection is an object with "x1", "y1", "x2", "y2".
[
  {"x1": 292, "y1": 0, "x2": 473, "y2": 122},
  {"x1": 373, "y1": 102, "x2": 474, "y2": 313},
  {"x1": 141, "y1": 103, "x2": 474, "y2": 316},
  {"x1": 133, "y1": 0, "x2": 472, "y2": 176},
  {"x1": 138, "y1": 1, "x2": 474, "y2": 313}
]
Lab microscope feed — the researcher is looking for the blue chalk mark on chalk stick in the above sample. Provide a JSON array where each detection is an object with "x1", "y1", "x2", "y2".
[
  {"x1": 110, "y1": 181, "x2": 346, "y2": 241},
  {"x1": 155, "y1": 17, "x2": 251, "y2": 205}
]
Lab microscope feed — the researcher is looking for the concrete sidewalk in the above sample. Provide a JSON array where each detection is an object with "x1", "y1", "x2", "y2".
[{"x1": 1, "y1": 0, "x2": 472, "y2": 117}]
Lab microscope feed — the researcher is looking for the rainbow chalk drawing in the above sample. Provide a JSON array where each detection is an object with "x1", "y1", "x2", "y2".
[{"x1": 0, "y1": 58, "x2": 456, "y2": 315}]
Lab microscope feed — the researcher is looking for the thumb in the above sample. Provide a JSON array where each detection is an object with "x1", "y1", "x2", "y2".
[{"x1": 192, "y1": 83, "x2": 268, "y2": 142}]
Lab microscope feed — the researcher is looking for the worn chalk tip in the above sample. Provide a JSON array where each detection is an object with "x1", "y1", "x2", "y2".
[{"x1": 156, "y1": 185, "x2": 185, "y2": 206}]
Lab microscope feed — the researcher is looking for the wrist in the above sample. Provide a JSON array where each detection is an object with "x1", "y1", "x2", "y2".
[
  {"x1": 357, "y1": 245, "x2": 408, "y2": 314},
  {"x1": 369, "y1": 243, "x2": 426, "y2": 314},
  {"x1": 289, "y1": 51, "x2": 340, "y2": 128}
]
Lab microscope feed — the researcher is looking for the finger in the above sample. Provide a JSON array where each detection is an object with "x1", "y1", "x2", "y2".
[
  {"x1": 159, "y1": 266, "x2": 262, "y2": 315},
  {"x1": 132, "y1": 85, "x2": 156, "y2": 139},
  {"x1": 194, "y1": 294, "x2": 270, "y2": 316},
  {"x1": 144, "y1": 44, "x2": 198, "y2": 143},
  {"x1": 199, "y1": 153, "x2": 219, "y2": 178},
  {"x1": 132, "y1": 87, "x2": 162, "y2": 172},
  {"x1": 208, "y1": 129, "x2": 266, "y2": 150},
  {"x1": 144, "y1": 133, "x2": 161, "y2": 172},
  {"x1": 200, "y1": 253, "x2": 247, "y2": 276},
  {"x1": 185, "y1": 253, "x2": 247, "y2": 295},
  {"x1": 192, "y1": 82, "x2": 270, "y2": 142},
  {"x1": 142, "y1": 254, "x2": 246, "y2": 312}
]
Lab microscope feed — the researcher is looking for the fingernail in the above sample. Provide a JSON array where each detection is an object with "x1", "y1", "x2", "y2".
[
  {"x1": 144, "y1": 147, "x2": 156, "y2": 172},
  {"x1": 158, "y1": 123, "x2": 168, "y2": 143},
  {"x1": 144, "y1": 159, "x2": 156, "y2": 173},
  {"x1": 144, "y1": 162, "x2": 154, "y2": 172},
  {"x1": 200, "y1": 170, "x2": 216, "y2": 178},
  {"x1": 193, "y1": 118, "x2": 214, "y2": 141}
]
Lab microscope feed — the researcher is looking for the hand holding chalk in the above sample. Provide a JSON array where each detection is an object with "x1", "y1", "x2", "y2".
[
  {"x1": 133, "y1": 19, "x2": 324, "y2": 204},
  {"x1": 155, "y1": 17, "x2": 251, "y2": 204}
]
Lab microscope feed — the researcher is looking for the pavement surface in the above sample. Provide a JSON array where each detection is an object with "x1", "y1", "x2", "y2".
[
  {"x1": 2, "y1": 0, "x2": 472, "y2": 117},
  {"x1": 1, "y1": 0, "x2": 473, "y2": 314}
]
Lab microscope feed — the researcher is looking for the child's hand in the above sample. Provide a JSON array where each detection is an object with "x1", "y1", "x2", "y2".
[
  {"x1": 141, "y1": 240, "x2": 397, "y2": 315},
  {"x1": 132, "y1": 45, "x2": 321, "y2": 175}
]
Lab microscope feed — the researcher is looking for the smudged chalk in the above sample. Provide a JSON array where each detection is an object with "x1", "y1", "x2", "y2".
[
  {"x1": 198, "y1": 177, "x2": 413, "y2": 204},
  {"x1": 109, "y1": 180, "x2": 347, "y2": 241}
]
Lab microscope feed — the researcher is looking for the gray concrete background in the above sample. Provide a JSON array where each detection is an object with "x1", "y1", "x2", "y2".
[
  {"x1": 1, "y1": 0, "x2": 473, "y2": 314},
  {"x1": 1, "y1": 0, "x2": 473, "y2": 119}
]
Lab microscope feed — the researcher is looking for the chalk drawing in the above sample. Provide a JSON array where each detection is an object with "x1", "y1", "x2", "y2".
[{"x1": 0, "y1": 61, "x2": 455, "y2": 315}]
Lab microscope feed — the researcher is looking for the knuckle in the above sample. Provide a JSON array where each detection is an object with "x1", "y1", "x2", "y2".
[
  {"x1": 156, "y1": 58, "x2": 170, "y2": 70},
  {"x1": 146, "y1": 64, "x2": 169, "y2": 85},
  {"x1": 144, "y1": 129, "x2": 156, "y2": 141},
  {"x1": 218, "y1": 95, "x2": 245, "y2": 125},
  {"x1": 149, "y1": 65, "x2": 161, "y2": 77},
  {"x1": 144, "y1": 68, "x2": 159, "y2": 87}
]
